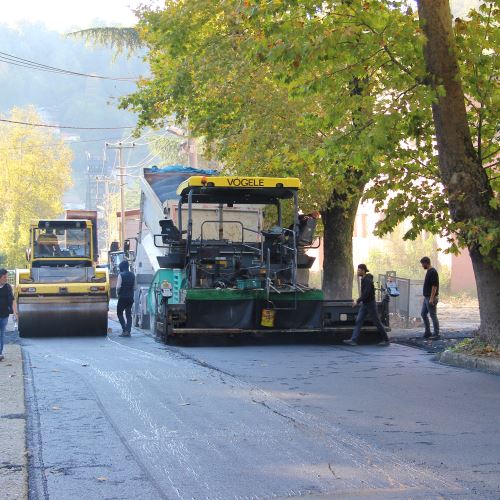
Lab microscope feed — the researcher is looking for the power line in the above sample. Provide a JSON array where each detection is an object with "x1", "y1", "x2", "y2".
[
  {"x1": 0, "y1": 118, "x2": 134, "y2": 130},
  {"x1": 0, "y1": 136, "x2": 123, "y2": 153},
  {"x1": 0, "y1": 50, "x2": 139, "y2": 81}
]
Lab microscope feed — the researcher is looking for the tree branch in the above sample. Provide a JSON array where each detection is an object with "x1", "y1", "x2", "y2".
[
  {"x1": 383, "y1": 45, "x2": 416, "y2": 80},
  {"x1": 395, "y1": 82, "x2": 420, "y2": 101},
  {"x1": 484, "y1": 159, "x2": 499, "y2": 170},
  {"x1": 483, "y1": 147, "x2": 500, "y2": 161},
  {"x1": 464, "y1": 94, "x2": 480, "y2": 111},
  {"x1": 323, "y1": 47, "x2": 385, "y2": 78}
]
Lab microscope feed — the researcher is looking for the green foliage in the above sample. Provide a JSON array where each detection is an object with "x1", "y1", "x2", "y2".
[
  {"x1": 120, "y1": 0, "x2": 423, "y2": 215},
  {"x1": 67, "y1": 28, "x2": 143, "y2": 58},
  {"x1": 451, "y1": 337, "x2": 499, "y2": 353},
  {"x1": 117, "y1": 0, "x2": 497, "y2": 269},
  {"x1": 366, "y1": 1, "x2": 499, "y2": 268},
  {"x1": 150, "y1": 135, "x2": 188, "y2": 165}
]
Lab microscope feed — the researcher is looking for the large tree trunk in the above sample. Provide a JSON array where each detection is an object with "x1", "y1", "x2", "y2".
[
  {"x1": 417, "y1": 0, "x2": 500, "y2": 342},
  {"x1": 321, "y1": 191, "x2": 361, "y2": 300},
  {"x1": 469, "y1": 246, "x2": 500, "y2": 341}
]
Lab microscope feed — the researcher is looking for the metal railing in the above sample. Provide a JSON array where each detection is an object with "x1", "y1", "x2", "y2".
[{"x1": 378, "y1": 273, "x2": 411, "y2": 328}]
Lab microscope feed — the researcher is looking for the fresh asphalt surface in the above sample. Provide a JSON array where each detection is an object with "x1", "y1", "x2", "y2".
[{"x1": 21, "y1": 321, "x2": 500, "y2": 499}]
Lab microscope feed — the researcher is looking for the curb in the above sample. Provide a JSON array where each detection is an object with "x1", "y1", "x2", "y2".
[
  {"x1": 0, "y1": 344, "x2": 28, "y2": 499},
  {"x1": 438, "y1": 350, "x2": 500, "y2": 375}
]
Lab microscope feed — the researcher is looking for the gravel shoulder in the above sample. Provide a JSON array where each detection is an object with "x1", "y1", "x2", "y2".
[{"x1": 0, "y1": 338, "x2": 28, "y2": 500}]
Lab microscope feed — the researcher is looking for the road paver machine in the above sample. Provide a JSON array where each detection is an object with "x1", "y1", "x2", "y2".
[
  {"x1": 145, "y1": 175, "x2": 388, "y2": 343},
  {"x1": 16, "y1": 211, "x2": 109, "y2": 337}
]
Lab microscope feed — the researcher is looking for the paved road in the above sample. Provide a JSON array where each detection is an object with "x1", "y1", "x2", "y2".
[{"x1": 22, "y1": 323, "x2": 500, "y2": 499}]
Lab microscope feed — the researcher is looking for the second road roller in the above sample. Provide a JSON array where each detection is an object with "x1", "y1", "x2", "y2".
[{"x1": 15, "y1": 211, "x2": 109, "y2": 337}]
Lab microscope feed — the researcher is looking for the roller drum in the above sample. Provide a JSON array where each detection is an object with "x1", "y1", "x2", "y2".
[{"x1": 18, "y1": 295, "x2": 109, "y2": 337}]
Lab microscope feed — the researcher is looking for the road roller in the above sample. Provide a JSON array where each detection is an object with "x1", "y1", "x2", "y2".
[{"x1": 16, "y1": 214, "x2": 109, "y2": 337}]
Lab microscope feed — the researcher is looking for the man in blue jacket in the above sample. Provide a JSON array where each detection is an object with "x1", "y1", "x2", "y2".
[
  {"x1": 116, "y1": 260, "x2": 135, "y2": 337},
  {"x1": 344, "y1": 264, "x2": 390, "y2": 346}
]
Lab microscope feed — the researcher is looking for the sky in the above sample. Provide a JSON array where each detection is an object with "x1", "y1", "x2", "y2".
[{"x1": 2, "y1": 0, "x2": 162, "y2": 32}]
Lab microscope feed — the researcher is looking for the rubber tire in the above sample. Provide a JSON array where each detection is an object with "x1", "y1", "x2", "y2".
[
  {"x1": 165, "y1": 320, "x2": 176, "y2": 345},
  {"x1": 18, "y1": 329, "x2": 29, "y2": 339}
]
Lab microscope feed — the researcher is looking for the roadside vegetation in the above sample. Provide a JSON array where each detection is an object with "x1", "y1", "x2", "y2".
[{"x1": 452, "y1": 338, "x2": 500, "y2": 358}]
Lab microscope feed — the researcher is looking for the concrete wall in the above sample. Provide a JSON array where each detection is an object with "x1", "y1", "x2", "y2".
[{"x1": 450, "y1": 251, "x2": 477, "y2": 294}]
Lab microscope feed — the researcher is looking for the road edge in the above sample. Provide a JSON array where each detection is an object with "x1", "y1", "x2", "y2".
[
  {"x1": 438, "y1": 350, "x2": 500, "y2": 375},
  {"x1": 0, "y1": 344, "x2": 28, "y2": 499}
]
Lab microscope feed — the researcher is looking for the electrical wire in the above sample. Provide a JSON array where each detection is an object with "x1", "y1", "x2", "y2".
[
  {"x1": 0, "y1": 50, "x2": 139, "y2": 81},
  {"x1": 0, "y1": 118, "x2": 134, "y2": 130},
  {"x1": 0, "y1": 136, "x2": 123, "y2": 153},
  {"x1": 132, "y1": 150, "x2": 163, "y2": 169},
  {"x1": 117, "y1": 129, "x2": 161, "y2": 147}
]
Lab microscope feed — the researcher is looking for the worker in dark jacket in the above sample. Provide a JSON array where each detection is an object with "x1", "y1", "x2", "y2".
[
  {"x1": 344, "y1": 264, "x2": 390, "y2": 346},
  {"x1": 0, "y1": 269, "x2": 17, "y2": 361},
  {"x1": 116, "y1": 260, "x2": 135, "y2": 337}
]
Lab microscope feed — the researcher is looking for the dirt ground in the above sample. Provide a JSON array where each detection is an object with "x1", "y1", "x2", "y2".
[{"x1": 390, "y1": 299, "x2": 481, "y2": 353}]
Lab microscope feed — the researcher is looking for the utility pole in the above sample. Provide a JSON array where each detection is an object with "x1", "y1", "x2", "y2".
[
  {"x1": 95, "y1": 176, "x2": 116, "y2": 254},
  {"x1": 106, "y1": 142, "x2": 135, "y2": 248}
]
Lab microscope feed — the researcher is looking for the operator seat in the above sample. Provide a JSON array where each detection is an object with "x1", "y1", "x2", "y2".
[{"x1": 160, "y1": 219, "x2": 181, "y2": 243}]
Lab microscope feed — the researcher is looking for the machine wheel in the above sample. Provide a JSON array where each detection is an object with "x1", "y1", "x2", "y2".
[
  {"x1": 226, "y1": 333, "x2": 241, "y2": 346},
  {"x1": 165, "y1": 319, "x2": 176, "y2": 345},
  {"x1": 151, "y1": 296, "x2": 164, "y2": 342},
  {"x1": 18, "y1": 329, "x2": 29, "y2": 339},
  {"x1": 17, "y1": 296, "x2": 108, "y2": 337}
]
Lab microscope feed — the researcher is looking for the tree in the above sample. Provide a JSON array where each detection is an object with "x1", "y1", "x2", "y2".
[
  {"x1": 67, "y1": 27, "x2": 142, "y2": 57},
  {"x1": 120, "y1": 0, "x2": 427, "y2": 299},
  {"x1": 0, "y1": 107, "x2": 73, "y2": 268},
  {"x1": 415, "y1": 0, "x2": 499, "y2": 342}
]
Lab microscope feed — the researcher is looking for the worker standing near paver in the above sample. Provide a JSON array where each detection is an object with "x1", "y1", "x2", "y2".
[
  {"x1": 344, "y1": 264, "x2": 390, "y2": 346},
  {"x1": 0, "y1": 269, "x2": 17, "y2": 361},
  {"x1": 116, "y1": 260, "x2": 135, "y2": 337},
  {"x1": 420, "y1": 256, "x2": 440, "y2": 339}
]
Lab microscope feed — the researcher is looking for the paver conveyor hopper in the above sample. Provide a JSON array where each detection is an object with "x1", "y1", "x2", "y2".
[{"x1": 15, "y1": 211, "x2": 109, "y2": 337}]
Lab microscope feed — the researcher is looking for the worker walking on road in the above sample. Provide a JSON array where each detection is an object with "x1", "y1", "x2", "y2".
[
  {"x1": 420, "y1": 256, "x2": 440, "y2": 339},
  {"x1": 344, "y1": 264, "x2": 390, "y2": 346},
  {"x1": 0, "y1": 269, "x2": 17, "y2": 361},
  {"x1": 116, "y1": 260, "x2": 135, "y2": 337}
]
